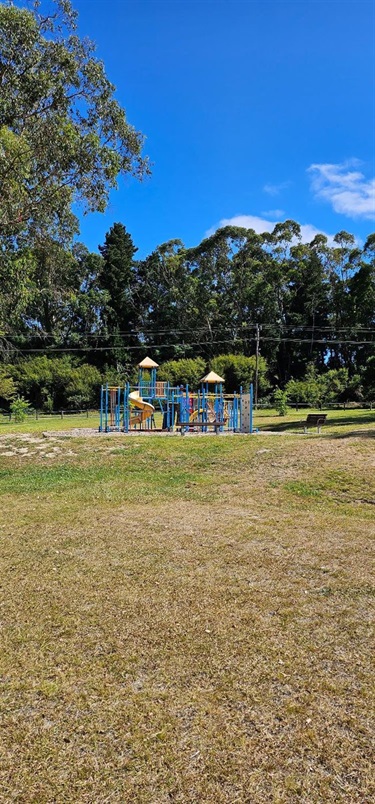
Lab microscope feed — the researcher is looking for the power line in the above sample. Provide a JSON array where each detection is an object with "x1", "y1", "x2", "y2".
[
  {"x1": 6, "y1": 324, "x2": 375, "y2": 340},
  {"x1": 12, "y1": 336, "x2": 375, "y2": 354}
]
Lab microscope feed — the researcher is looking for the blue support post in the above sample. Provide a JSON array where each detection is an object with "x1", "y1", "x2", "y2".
[
  {"x1": 202, "y1": 383, "x2": 208, "y2": 432},
  {"x1": 99, "y1": 385, "x2": 103, "y2": 432},
  {"x1": 178, "y1": 385, "x2": 189, "y2": 433},
  {"x1": 219, "y1": 382, "x2": 224, "y2": 431},
  {"x1": 116, "y1": 386, "x2": 121, "y2": 430},
  {"x1": 105, "y1": 383, "x2": 109, "y2": 432},
  {"x1": 166, "y1": 382, "x2": 171, "y2": 429},
  {"x1": 122, "y1": 383, "x2": 129, "y2": 433},
  {"x1": 250, "y1": 383, "x2": 253, "y2": 434}
]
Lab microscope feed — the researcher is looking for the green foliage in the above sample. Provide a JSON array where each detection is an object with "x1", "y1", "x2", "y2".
[
  {"x1": 362, "y1": 356, "x2": 375, "y2": 401},
  {"x1": 98, "y1": 223, "x2": 138, "y2": 365},
  {"x1": 65, "y1": 363, "x2": 102, "y2": 409},
  {"x1": 158, "y1": 358, "x2": 206, "y2": 388},
  {"x1": 286, "y1": 365, "x2": 360, "y2": 407},
  {"x1": 0, "y1": 0, "x2": 148, "y2": 265},
  {"x1": 9, "y1": 356, "x2": 102, "y2": 410},
  {"x1": 10, "y1": 395, "x2": 30, "y2": 422},
  {"x1": 0, "y1": 5, "x2": 373, "y2": 384},
  {"x1": 0, "y1": 367, "x2": 16, "y2": 402},
  {"x1": 211, "y1": 354, "x2": 269, "y2": 393},
  {"x1": 274, "y1": 389, "x2": 288, "y2": 416},
  {"x1": 1, "y1": 212, "x2": 374, "y2": 396}
]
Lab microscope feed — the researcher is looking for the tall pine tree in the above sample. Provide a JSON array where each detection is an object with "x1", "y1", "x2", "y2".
[{"x1": 98, "y1": 223, "x2": 138, "y2": 368}]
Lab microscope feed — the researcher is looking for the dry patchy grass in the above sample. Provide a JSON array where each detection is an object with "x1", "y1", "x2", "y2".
[{"x1": 0, "y1": 434, "x2": 374, "y2": 803}]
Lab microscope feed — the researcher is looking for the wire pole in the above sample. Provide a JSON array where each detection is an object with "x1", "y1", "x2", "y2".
[{"x1": 255, "y1": 324, "x2": 261, "y2": 410}]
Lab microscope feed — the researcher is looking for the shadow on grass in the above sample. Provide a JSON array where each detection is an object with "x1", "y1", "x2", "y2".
[
  {"x1": 325, "y1": 429, "x2": 375, "y2": 440},
  {"x1": 259, "y1": 412, "x2": 375, "y2": 433}
]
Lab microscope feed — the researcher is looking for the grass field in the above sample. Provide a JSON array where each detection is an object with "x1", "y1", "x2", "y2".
[
  {"x1": 1, "y1": 406, "x2": 374, "y2": 436},
  {"x1": 0, "y1": 420, "x2": 374, "y2": 802}
]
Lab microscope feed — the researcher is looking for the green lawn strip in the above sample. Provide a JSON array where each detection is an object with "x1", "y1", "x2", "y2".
[
  {"x1": 255, "y1": 406, "x2": 375, "y2": 433},
  {"x1": 284, "y1": 466, "x2": 375, "y2": 510},
  {"x1": 0, "y1": 435, "x2": 260, "y2": 501},
  {"x1": 0, "y1": 413, "x2": 100, "y2": 435},
  {"x1": 1, "y1": 406, "x2": 374, "y2": 437}
]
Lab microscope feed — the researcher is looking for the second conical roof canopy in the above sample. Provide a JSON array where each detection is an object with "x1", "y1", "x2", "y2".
[
  {"x1": 200, "y1": 371, "x2": 225, "y2": 384},
  {"x1": 138, "y1": 356, "x2": 159, "y2": 368}
]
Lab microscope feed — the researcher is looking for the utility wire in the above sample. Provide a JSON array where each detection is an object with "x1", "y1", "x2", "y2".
[
  {"x1": 13, "y1": 336, "x2": 375, "y2": 353},
  {"x1": 7, "y1": 325, "x2": 375, "y2": 339}
]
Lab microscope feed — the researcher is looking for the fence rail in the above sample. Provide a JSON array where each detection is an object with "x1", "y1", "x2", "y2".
[
  {"x1": 1, "y1": 400, "x2": 374, "y2": 422},
  {"x1": 256, "y1": 400, "x2": 374, "y2": 411},
  {"x1": 0, "y1": 408, "x2": 97, "y2": 421}
]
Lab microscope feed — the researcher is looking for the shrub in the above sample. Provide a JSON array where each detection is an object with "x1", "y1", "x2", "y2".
[
  {"x1": 158, "y1": 358, "x2": 206, "y2": 388},
  {"x1": 10, "y1": 396, "x2": 30, "y2": 422},
  {"x1": 9, "y1": 356, "x2": 102, "y2": 411},
  {"x1": 211, "y1": 354, "x2": 269, "y2": 393},
  {"x1": 274, "y1": 388, "x2": 288, "y2": 416},
  {"x1": 65, "y1": 364, "x2": 102, "y2": 409},
  {"x1": 286, "y1": 365, "x2": 356, "y2": 408}
]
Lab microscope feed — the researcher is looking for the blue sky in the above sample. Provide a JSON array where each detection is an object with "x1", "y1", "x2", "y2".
[{"x1": 74, "y1": 0, "x2": 375, "y2": 256}]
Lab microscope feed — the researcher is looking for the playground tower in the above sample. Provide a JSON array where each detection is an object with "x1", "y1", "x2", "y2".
[{"x1": 99, "y1": 357, "x2": 254, "y2": 434}]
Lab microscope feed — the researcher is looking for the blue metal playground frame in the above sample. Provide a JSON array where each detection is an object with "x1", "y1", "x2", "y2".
[{"x1": 99, "y1": 380, "x2": 255, "y2": 434}]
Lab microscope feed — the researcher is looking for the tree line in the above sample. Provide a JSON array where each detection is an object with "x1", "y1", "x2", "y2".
[
  {"x1": 0, "y1": 1, "x2": 374, "y2": 411},
  {"x1": 1, "y1": 220, "x2": 374, "y2": 409}
]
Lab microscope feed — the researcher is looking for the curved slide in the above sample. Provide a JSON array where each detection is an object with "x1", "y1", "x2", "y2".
[
  {"x1": 189, "y1": 405, "x2": 215, "y2": 424},
  {"x1": 189, "y1": 403, "x2": 229, "y2": 424},
  {"x1": 129, "y1": 390, "x2": 155, "y2": 426}
]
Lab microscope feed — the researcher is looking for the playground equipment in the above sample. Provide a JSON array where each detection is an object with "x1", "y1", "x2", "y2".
[
  {"x1": 128, "y1": 390, "x2": 154, "y2": 426},
  {"x1": 99, "y1": 357, "x2": 254, "y2": 434}
]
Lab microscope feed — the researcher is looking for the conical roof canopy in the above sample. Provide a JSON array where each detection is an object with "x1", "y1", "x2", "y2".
[
  {"x1": 200, "y1": 371, "x2": 225, "y2": 384},
  {"x1": 138, "y1": 356, "x2": 159, "y2": 369}
]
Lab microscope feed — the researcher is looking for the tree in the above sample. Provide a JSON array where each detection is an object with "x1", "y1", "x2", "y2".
[
  {"x1": 0, "y1": 365, "x2": 16, "y2": 402},
  {"x1": 185, "y1": 226, "x2": 251, "y2": 357},
  {"x1": 0, "y1": 244, "x2": 36, "y2": 332},
  {"x1": 286, "y1": 365, "x2": 352, "y2": 407},
  {"x1": 211, "y1": 354, "x2": 269, "y2": 394},
  {"x1": 0, "y1": 0, "x2": 148, "y2": 243},
  {"x1": 8, "y1": 354, "x2": 101, "y2": 410},
  {"x1": 158, "y1": 358, "x2": 206, "y2": 388},
  {"x1": 97, "y1": 223, "x2": 138, "y2": 367},
  {"x1": 134, "y1": 240, "x2": 196, "y2": 360},
  {"x1": 363, "y1": 356, "x2": 375, "y2": 402},
  {"x1": 24, "y1": 240, "x2": 107, "y2": 344},
  {"x1": 98, "y1": 223, "x2": 137, "y2": 328}
]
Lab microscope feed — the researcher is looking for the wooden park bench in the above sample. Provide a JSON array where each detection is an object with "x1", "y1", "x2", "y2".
[
  {"x1": 176, "y1": 420, "x2": 225, "y2": 435},
  {"x1": 303, "y1": 413, "x2": 327, "y2": 433}
]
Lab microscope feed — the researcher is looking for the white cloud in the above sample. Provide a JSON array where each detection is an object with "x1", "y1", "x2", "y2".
[
  {"x1": 308, "y1": 159, "x2": 375, "y2": 220},
  {"x1": 261, "y1": 208, "x2": 285, "y2": 218},
  {"x1": 206, "y1": 214, "x2": 335, "y2": 245},
  {"x1": 263, "y1": 181, "x2": 291, "y2": 196}
]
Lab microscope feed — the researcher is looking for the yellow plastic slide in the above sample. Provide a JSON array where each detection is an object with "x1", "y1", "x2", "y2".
[
  {"x1": 189, "y1": 406, "x2": 215, "y2": 423},
  {"x1": 129, "y1": 390, "x2": 155, "y2": 426},
  {"x1": 189, "y1": 402, "x2": 229, "y2": 424}
]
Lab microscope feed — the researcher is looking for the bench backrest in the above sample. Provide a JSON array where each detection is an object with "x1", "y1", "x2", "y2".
[{"x1": 306, "y1": 414, "x2": 327, "y2": 424}]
